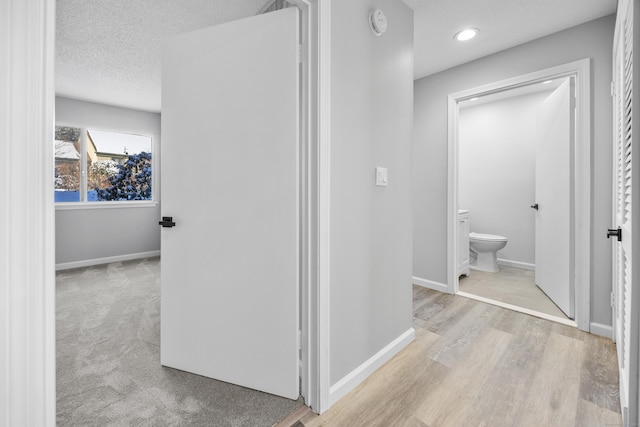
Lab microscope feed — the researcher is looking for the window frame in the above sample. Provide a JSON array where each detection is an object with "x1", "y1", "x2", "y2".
[{"x1": 54, "y1": 124, "x2": 158, "y2": 210}]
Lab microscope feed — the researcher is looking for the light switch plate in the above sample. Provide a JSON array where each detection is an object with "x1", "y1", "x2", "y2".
[{"x1": 375, "y1": 166, "x2": 388, "y2": 187}]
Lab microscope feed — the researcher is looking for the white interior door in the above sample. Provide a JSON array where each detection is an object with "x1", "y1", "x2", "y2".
[
  {"x1": 160, "y1": 7, "x2": 300, "y2": 400},
  {"x1": 612, "y1": 0, "x2": 637, "y2": 420},
  {"x1": 535, "y1": 78, "x2": 575, "y2": 318}
]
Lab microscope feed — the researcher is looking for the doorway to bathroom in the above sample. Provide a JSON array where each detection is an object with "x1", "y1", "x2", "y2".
[
  {"x1": 458, "y1": 77, "x2": 573, "y2": 322},
  {"x1": 446, "y1": 59, "x2": 591, "y2": 331}
]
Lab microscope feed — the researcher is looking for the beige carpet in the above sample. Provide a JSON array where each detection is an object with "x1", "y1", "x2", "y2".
[{"x1": 56, "y1": 257, "x2": 303, "y2": 426}]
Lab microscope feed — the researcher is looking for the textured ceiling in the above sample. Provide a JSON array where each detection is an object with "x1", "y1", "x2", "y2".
[
  {"x1": 56, "y1": 0, "x2": 617, "y2": 113},
  {"x1": 405, "y1": 0, "x2": 616, "y2": 79},
  {"x1": 56, "y1": 0, "x2": 271, "y2": 112}
]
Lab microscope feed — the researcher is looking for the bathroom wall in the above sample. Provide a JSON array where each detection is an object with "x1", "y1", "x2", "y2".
[
  {"x1": 413, "y1": 15, "x2": 615, "y2": 328},
  {"x1": 329, "y1": 0, "x2": 414, "y2": 398},
  {"x1": 459, "y1": 91, "x2": 552, "y2": 268},
  {"x1": 55, "y1": 97, "x2": 161, "y2": 267}
]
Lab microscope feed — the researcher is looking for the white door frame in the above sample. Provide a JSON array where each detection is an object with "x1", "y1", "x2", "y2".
[
  {"x1": 1, "y1": 0, "x2": 56, "y2": 425},
  {"x1": 3, "y1": 0, "x2": 332, "y2": 423},
  {"x1": 447, "y1": 58, "x2": 591, "y2": 331},
  {"x1": 287, "y1": 0, "x2": 331, "y2": 413}
]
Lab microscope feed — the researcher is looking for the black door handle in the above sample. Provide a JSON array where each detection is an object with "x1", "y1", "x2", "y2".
[
  {"x1": 530, "y1": 203, "x2": 539, "y2": 210},
  {"x1": 159, "y1": 216, "x2": 176, "y2": 228},
  {"x1": 607, "y1": 227, "x2": 622, "y2": 242}
]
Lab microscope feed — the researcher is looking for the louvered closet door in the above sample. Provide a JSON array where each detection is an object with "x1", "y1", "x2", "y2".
[{"x1": 612, "y1": 0, "x2": 637, "y2": 422}]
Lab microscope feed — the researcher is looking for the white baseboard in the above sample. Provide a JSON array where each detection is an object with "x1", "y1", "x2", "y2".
[
  {"x1": 497, "y1": 259, "x2": 535, "y2": 270},
  {"x1": 413, "y1": 276, "x2": 449, "y2": 293},
  {"x1": 329, "y1": 328, "x2": 415, "y2": 407},
  {"x1": 55, "y1": 250, "x2": 161, "y2": 271},
  {"x1": 590, "y1": 322, "x2": 613, "y2": 339}
]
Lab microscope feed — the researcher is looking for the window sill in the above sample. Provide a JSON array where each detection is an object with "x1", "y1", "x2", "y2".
[{"x1": 55, "y1": 201, "x2": 158, "y2": 211}]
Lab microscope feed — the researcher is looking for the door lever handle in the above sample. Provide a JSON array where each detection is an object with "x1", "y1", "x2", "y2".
[
  {"x1": 159, "y1": 216, "x2": 176, "y2": 228},
  {"x1": 607, "y1": 227, "x2": 622, "y2": 242},
  {"x1": 530, "y1": 203, "x2": 539, "y2": 210}
]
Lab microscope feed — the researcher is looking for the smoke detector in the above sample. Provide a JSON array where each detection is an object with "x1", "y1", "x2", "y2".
[{"x1": 369, "y1": 9, "x2": 388, "y2": 36}]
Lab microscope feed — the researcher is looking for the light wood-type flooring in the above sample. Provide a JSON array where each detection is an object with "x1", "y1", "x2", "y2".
[
  {"x1": 459, "y1": 265, "x2": 569, "y2": 320},
  {"x1": 295, "y1": 286, "x2": 621, "y2": 427}
]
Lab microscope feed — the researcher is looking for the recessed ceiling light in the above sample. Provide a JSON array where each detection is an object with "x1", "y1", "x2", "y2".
[
  {"x1": 542, "y1": 80, "x2": 553, "y2": 84},
  {"x1": 454, "y1": 28, "x2": 478, "y2": 42}
]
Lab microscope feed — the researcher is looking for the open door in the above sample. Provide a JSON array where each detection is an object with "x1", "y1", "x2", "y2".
[
  {"x1": 611, "y1": 0, "x2": 639, "y2": 422},
  {"x1": 160, "y1": 7, "x2": 300, "y2": 400},
  {"x1": 534, "y1": 78, "x2": 575, "y2": 318}
]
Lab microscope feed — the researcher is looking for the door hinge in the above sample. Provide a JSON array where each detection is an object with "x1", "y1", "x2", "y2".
[
  {"x1": 611, "y1": 291, "x2": 615, "y2": 308},
  {"x1": 297, "y1": 330, "x2": 302, "y2": 351},
  {"x1": 611, "y1": 81, "x2": 615, "y2": 97}
]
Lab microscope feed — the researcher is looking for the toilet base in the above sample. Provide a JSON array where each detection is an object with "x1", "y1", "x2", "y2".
[{"x1": 470, "y1": 251, "x2": 500, "y2": 272}]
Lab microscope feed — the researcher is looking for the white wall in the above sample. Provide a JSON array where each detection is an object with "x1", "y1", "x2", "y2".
[
  {"x1": 459, "y1": 91, "x2": 551, "y2": 267},
  {"x1": 329, "y1": 0, "x2": 414, "y2": 388},
  {"x1": 55, "y1": 97, "x2": 161, "y2": 266},
  {"x1": 413, "y1": 15, "x2": 615, "y2": 326}
]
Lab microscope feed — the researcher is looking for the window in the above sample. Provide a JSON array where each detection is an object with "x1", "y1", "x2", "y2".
[{"x1": 54, "y1": 126, "x2": 153, "y2": 203}]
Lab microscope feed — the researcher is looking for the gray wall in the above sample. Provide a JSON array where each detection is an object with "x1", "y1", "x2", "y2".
[
  {"x1": 330, "y1": 0, "x2": 414, "y2": 384},
  {"x1": 55, "y1": 97, "x2": 161, "y2": 265},
  {"x1": 413, "y1": 15, "x2": 615, "y2": 326}
]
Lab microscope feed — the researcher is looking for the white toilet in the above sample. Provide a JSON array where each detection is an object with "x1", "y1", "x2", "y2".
[{"x1": 469, "y1": 232, "x2": 508, "y2": 273}]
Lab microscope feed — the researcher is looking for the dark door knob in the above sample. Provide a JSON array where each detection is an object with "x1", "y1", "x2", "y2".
[
  {"x1": 530, "y1": 203, "x2": 539, "y2": 210},
  {"x1": 159, "y1": 216, "x2": 176, "y2": 228},
  {"x1": 607, "y1": 227, "x2": 622, "y2": 242}
]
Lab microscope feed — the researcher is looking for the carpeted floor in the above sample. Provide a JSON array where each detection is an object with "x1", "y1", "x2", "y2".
[{"x1": 56, "y1": 257, "x2": 303, "y2": 426}]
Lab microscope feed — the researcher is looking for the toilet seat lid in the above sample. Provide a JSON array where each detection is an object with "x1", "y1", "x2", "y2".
[{"x1": 469, "y1": 232, "x2": 507, "y2": 242}]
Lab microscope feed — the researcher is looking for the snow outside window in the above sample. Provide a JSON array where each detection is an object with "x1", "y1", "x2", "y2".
[{"x1": 54, "y1": 126, "x2": 153, "y2": 203}]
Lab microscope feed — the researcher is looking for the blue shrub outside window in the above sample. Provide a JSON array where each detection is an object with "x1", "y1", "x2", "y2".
[
  {"x1": 54, "y1": 127, "x2": 153, "y2": 203},
  {"x1": 95, "y1": 152, "x2": 152, "y2": 201}
]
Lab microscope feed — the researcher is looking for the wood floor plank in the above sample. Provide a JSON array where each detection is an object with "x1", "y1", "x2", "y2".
[
  {"x1": 579, "y1": 334, "x2": 621, "y2": 413},
  {"x1": 551, "y1": 321, "x2": 586, "y2": 341},
  {"x1": 398, "y1": 416, "x2": 429, "y2": 427},
  {"x1": 275, "y1": 405, "x2": 313, "y2": 427},
  {"x1": 304, "y1": 331, "x2": 446, "y2": 427},
  {"x1": 487, "y1": 301, "x2": 528, "y2": 334},
  {"x1": 424, "y1": 301, "x2": 499, "y2": 368},
  {"x1": 413, "y1": 327, "x2": 513, "y2": 426},
  {"x1": 413, "y1": 322, "x2": 441, "y2": 346},
  {"x1": 517, "y1": 332, "x2": 583, "y2": 426},
  {"x1": 412, "y1": 289, "x2": 459, "y2": 325},
  {"x1": 300, "y1": 288, "x2": 622, "y2": 427},
  {"x1": 412, "y1": 285, "x2": 438, "y2": 313},
  {"x1": 451, "y1": 314, "x2": 552, "y2": 426},
  {"x1": 460, "y1": 266, "x2": 568, "y2": 319},
  {"x1": 575, "y1": 398, "x2": 623, "y2": 427}
]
